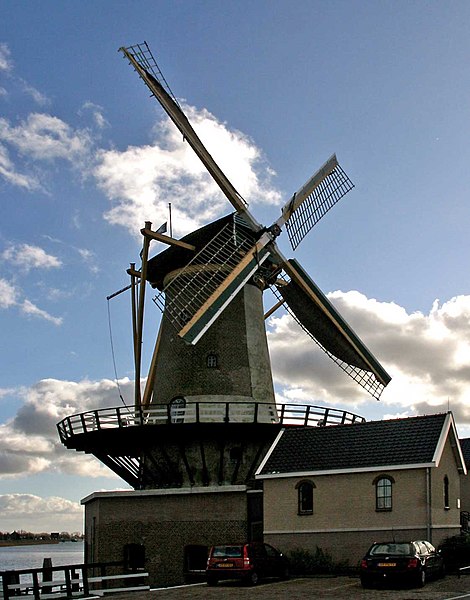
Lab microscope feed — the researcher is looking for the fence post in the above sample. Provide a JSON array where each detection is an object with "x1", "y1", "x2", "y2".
[
  {"x1": 42, "y1": 558, "x2": 52, "y2": 594},
  {"x1": 81, "y1": 565, "x2": 89, "y2": 597},
  {"x1": 32, "y1": 572, "x2": 40, "y2": 600},
  {"x1": 2, "y1": 571, "x2": 19, "y2": 600}
]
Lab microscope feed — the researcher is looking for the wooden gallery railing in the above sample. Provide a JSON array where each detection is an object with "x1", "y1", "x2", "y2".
[
  {"x1": 57, "y1": 402, "x2": 366, "y2": 444},
  {"x1": 1, "y1": 561, "x2": 149, "y2": 600}
]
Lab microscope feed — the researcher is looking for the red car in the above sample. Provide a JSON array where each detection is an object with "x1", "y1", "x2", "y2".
[{"x1": 206, "y1": 542, "x2": 289, "y2": 586}]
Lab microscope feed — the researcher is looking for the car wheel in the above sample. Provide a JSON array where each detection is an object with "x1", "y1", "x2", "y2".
[
  {"x1": 280, "y1": 565, "x2": 290, "y2": 580},
  {"x1": 246, "y1": 571, "x2": 259, "y2": 586},
  {"x1": 206, "y1": 576, "x2": 218, "y2": 586},
  {"x1": 360, "y1": 576, "x2": 372, "y2": 589},
  {"x1": 416, "y1": 568, "x2": 426, "y2": 588}
]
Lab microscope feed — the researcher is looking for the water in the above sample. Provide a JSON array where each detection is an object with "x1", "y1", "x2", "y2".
[{"x1": 0, "y1": 541, "x2": 84, "y2": 572}]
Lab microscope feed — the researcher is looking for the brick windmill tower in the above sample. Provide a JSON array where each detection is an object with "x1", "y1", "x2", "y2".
[{"x1": 57, "y1": 42, "x2": 390, "y2": 586}]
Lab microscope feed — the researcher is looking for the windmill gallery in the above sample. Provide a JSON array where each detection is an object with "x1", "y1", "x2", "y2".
[{"x1": 57, "y1": 43, "x2": 466, "y2": 587}]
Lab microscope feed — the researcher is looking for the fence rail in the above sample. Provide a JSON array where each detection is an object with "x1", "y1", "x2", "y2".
[
  {"x1": 1, "y1": 562, "x2": 149, "y2": 600},
  {"x1": 56, "y1": 401, "x2": 365, "y2": 444}
]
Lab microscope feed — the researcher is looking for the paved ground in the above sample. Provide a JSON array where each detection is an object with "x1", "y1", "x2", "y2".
[{"x1": 112, "y1": 575, "x2": 470, "y2": 600}]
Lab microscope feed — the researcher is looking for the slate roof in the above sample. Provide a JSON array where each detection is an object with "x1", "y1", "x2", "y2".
[
  {"x1": 257, "y1": 412, "x2": 451, "y2": 477},
  {"x1": 460, "y1": 438, "x2": 470, "y2": 469}
]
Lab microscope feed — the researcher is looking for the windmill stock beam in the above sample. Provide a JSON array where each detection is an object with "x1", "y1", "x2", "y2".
[{"x1": 141, "y1": 227, "x2": 196, "y2": 251}]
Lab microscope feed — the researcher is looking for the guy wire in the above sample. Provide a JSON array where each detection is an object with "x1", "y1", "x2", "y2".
[{"x1": 106, "y1": 296, "x2": 132, "y2": 411}]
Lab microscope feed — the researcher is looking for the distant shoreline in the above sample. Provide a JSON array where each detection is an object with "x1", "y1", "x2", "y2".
[{"x1": 0, "y1": 540, "x2": 62, "y2": 547}]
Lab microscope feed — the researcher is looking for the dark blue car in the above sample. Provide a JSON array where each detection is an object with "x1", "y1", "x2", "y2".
[{"x1": 360, "y1": 540, "x2": 445, "y2": 588}]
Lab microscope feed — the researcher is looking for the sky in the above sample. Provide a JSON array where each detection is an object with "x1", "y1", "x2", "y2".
[{"x1": 2, "y1": 0, "x2": 470, "y2": 533}]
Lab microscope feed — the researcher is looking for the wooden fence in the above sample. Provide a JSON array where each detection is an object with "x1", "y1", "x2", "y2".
[{"x1": 1, "y1": 561, "x2": 149, "y2": 600}]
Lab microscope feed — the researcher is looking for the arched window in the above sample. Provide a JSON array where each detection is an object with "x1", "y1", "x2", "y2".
[
  {"x1": 373, "y1": 475, "x2": 394, "y2": 511},
  {"x1": 296, "y1": 480, "x2": 315, "y2": 515},
  {"x1": 169, "y1": 396, "x2": 186, "y2": 424},
  {"x1": 444, "y1": 475, "x2": 450, "y2": 509},
  {"x1": 206, "y1": 353, "x2": 218, "y2": 368}
]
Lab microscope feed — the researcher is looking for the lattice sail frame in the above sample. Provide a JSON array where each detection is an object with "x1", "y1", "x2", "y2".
[
  {"x1": 123, "y1": 41, "x2": 181, "y2": 108},
  {"x1": 285, "y1": 163, "x2": 354, "y2": 250},
  {"x1": 153, "y1": 215, "x2": 261, "y2": 332},
  {"x1": 270, "y1": 273, "x2": 386, "y2": 400}
]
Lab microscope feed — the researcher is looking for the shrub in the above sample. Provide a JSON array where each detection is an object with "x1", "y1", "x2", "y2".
[
  {"x1": 439, "y1": 534, "x2": 470, "y2": 572},
  {"x1": 287, "y1": 547, "x2": 349, "y2": 576}
]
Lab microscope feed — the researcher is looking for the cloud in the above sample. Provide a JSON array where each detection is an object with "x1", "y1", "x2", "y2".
[
  {"x1": 20, "y1": 300, "x2": 63, "y2": 325},
  {"x1": 0, "y1": 494, "x2": 83, "y2": 533},
  {"x1": 79, "y1": 101, "x2": 109, "y2": 129},
  {"x1": 0, "y1": 43, "x2": 13, "y2": 72},
  {"x1": 268, "y1": 291, "x2": 470, "y2": 425},
  {"x1": 0, "y1": 113, "x2": 93, "y2": 163},
  {"x1": 0, "y1": 277, "x2": 63, "y2": 324},
  {"x1": 2, "y1": 243, "x2": 62, "y2": 271},
  {"x1": 20, "y1": 80, "x2": 50, "y2": 106},
  {"x1": 0, "y1": 142, "x2": 41, "y2": 190},
  {"x1": 94, "y1": 104, "x2": 281, "y2": 237},
  {"x1": 0, "y1": 278, "x2": 18, "y2": 308},
  {"x1": 0, "y1": 377, "x2": 134, "y2": 480}
]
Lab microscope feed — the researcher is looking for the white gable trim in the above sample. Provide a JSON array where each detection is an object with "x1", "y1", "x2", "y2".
[
  {"x1": 256, "y1": 462, "x2": 436, "y2": 480},
  {"x1": 254, "y1": 428, "x2": 285, "y2": 477},
  {"x1": 432, "y1": 412, "x2": 467, "y2": 474}
]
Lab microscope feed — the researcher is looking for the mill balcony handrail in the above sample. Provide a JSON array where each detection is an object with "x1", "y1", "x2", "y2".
[{"x1": 56, "y1": 401, "x2": 365, "y2": 444}]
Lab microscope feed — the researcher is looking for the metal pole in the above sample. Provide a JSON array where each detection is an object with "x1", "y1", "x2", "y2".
[
  {"x1": 142, "y1": 325, "x2": 163, "y2": 409},
  {"x1": 129, "y1": 264, "x2": 139, "y2": 408},
  {"x1": 135, "y1": 223, "x2": 152, "y2": 409}
]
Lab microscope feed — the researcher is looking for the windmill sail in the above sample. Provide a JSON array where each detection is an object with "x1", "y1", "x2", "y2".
[
  {"x1": 120, "y1": 43, "x2": 260, "y2": 231},
  {"x1": 279, "y1": 155, "x2": 355, "y2": 250},
  {"x1": 153, "y1": 215, "x2": 273, "y2": 345},
  {"x1": 273, "y1": 259, "x2": 391, "y2": 399}
]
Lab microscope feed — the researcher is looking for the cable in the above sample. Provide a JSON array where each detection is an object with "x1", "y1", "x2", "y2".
[{"x1": 106, "y1": 297, "x2": 132, "y2": 410}]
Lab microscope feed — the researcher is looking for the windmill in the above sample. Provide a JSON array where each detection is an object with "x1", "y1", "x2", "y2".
[{"x1": 58, "y1": 42, "x2": 390, "y2": 491}]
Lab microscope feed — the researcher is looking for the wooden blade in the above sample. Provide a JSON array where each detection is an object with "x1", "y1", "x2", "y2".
[
  {"x1": 280, "y1": 259, "x2": 391, "y2": 392},
  {"x1": 178, "y1": 239, "x2": 272, "y2": 344},
  {"x1": 120, "y1": 44, "x2": 260, "y2": 231},
  {"x1": 275, "y1": 155, "x2": 354, "y2": 250}
]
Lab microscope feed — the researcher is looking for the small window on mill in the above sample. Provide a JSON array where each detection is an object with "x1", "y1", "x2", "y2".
[{"x1": 206, "y1": 353, "x2": 218, "y2": 368}]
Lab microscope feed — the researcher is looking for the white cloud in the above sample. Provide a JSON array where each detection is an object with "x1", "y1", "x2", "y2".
[
  {"x1": 2, "y1": 243, "x2": 62, "y2": 271},
  {"x1": 20, "y1": 80, "x2": 50, "y2": 106},
  {"x1": 0, "y1": 42, "x2": 12, "y2": 72},
  {"x1": 0, "y1": 276, "x2": 64, "y2": 325},
  {"x1": 0, "y1": 377, "x2": 134, "y2": 480},
  {"x1": 20, "y1": 300, "x2": 63, "y2": 326},
  {"x1": 77, "y1": 248, "x2": 99, "y2": 274},
  {"x1": 268, "y1": 291, "x2": 470, "y2": 425},
  {"x1": 0, "y1": 142, "x2": 41, "y2": 190},
  {"x1": 0, "y1": 113, "x2": 93, "y2": 163},
  {"x1": 80, "y1": 101, "x2": 109, "y2": 129},
  {"x1": 0, "y1": 278, "x2": 18, "y2": 308},
  {"x1": 94, "y1": 104, "x2": 281, "y2": 238},
  {"x1": 0, "y1": 494, "x2": 83, "y2": 533}
]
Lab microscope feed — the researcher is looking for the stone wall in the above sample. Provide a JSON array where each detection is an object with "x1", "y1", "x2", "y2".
[{"x1": 83, "y1": 487, "x2": 256, "y2": 587}]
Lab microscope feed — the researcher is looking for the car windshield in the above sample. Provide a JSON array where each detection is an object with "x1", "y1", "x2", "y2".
[
  {"x1": 212, "y1": 546, "x2": 243, "y2": 558},
  {"x1": 370, "y1": 543, "x2": 413, "y2": 556}
]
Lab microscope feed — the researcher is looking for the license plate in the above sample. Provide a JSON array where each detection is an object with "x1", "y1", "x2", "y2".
[
  {"x1": 217, "y1": 563, "x2": 234, "y2": 568},
  {"x1": 378, "y1": 562, "x2": 396, "y2": 567}
]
